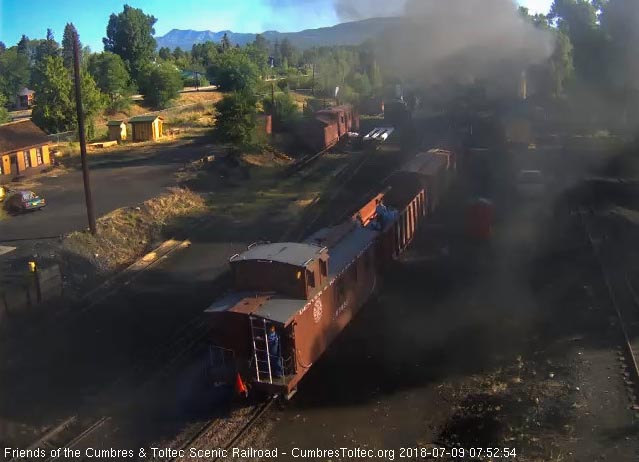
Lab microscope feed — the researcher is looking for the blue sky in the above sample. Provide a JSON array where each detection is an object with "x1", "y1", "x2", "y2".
[{"x1": 0, "y1": 0, "x2": 554, "y2": 51}]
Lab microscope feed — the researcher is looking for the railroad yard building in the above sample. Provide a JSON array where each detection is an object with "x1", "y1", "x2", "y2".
[{"x1": 0, "y1": 119, "x2": 52, "y2": 183}]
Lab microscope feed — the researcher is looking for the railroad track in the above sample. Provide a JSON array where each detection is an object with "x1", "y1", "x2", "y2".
[
  {"x1": 143, "y1": 398, "x2": 275, "y2": 462},
  {"x1": 8, "y1": 146, "x2": 388, "y2": 461},
  {"x1": 284, "y1": 146, "x2": 333, "y2": 178},
  {"x1": 578, "y1": 207, "x2": 639, "y2": 410},
  {"x1": 290, "y1": 152, "x2": 373, "y2": 241},
  {"x1": 7, "y1": 417, "x2": 110, "y2": 462}
]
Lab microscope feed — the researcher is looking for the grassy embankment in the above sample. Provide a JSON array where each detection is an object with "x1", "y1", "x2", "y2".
[
  {"x1": 60, "y1": 147, "x2": 351, "y2": 286},
  {"x1": 54, "y1": 90, "x2": 224, "y2": 159}
]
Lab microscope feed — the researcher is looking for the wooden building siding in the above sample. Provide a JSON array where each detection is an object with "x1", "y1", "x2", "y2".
[
  {"x1": 130, "y1": 118, "x2": 163, "y2": 142},
  {"x1": 0, "y1": 145, "x2": 50, "y2": 184},
  {"x1": 107, "y1": 122, "x2": 127, "y2": 142}
]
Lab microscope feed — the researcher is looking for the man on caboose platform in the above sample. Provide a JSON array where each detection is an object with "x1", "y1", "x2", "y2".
[{"x1": 268, "y1": 325, "x2": 284, "y2": 378}]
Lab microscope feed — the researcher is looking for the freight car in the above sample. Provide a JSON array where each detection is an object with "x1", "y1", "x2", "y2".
[
  {"x1": 296, "y1": 104, "x2": 360, "y2": 153},
  {"x1": 385, "y1": 148, "x2": 456, "y2": 214},
  {"x1": 205, "y1": 148, "x2": 455, "y2": 399}
]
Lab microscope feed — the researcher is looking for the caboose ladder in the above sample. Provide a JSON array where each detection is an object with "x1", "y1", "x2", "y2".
[{"x1": 250, "y1": 316, "x2": 273, "y2": 384}]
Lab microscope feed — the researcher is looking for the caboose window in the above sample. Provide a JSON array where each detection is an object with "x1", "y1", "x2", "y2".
[
  {"x1": 319, "y1": 259, "x2": 327, "y2": 277},
  {"x1": 307, "y1": 270, "x2": 316, "y2": 288}
]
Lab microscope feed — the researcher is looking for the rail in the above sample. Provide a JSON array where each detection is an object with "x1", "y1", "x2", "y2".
[
  {"x1": 579, "y1": 207, "x2": 639, "y2": 405},
  {"x1": 10, "y1": 136, "x2": 383, "y2": 462},
  {"x1": 157, "y1": 398, "x2": 276, "y2": 462},
  {"x1": 209, "y1": 399, "x2": 276, "y2": 462},
  {"x1": 284, "y1": 146, "x2": 333, "y2": 178}
]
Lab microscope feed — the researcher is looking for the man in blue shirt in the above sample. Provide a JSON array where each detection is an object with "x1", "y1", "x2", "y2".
[{"x1": 267, "y1": 325, "x2": 284, "y2": 378}]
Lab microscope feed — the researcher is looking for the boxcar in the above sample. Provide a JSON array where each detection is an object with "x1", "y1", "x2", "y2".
[
  {"x1": 297, "y1": 104, "x2": 360, "y2": 153},
  {"x1": 385, "y1": 148, "x2": 455, "y2": 215}
]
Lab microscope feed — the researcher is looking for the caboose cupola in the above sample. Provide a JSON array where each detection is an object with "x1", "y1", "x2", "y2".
[{"x1": 229, "y1": 242, "x2": 329, "y2": 300}]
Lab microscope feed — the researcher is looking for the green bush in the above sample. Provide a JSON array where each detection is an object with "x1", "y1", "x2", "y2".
[
  {"x1": 182, "y1": 75, "x2": 210, "y2": 88},
  {"x1": 215, "y1": 91, "x2": 258, "y2": 145},
  {"x1": 207, "y1": 50, "x2": 259, "y2": 92},
  {"x1": 277, "y1": 79, "x2": 289, "y2": 92},
  {"x1": 140, "y1": 62, "x2": 184, "y2": 109},
  {"x1": 262, "y1": 92, "x2": 300, "y2": 129}
]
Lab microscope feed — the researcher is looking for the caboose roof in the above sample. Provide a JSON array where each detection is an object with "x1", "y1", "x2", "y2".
[
  {"x1": 402, "y1": 151, "x2": 447, "y2": 176},
  {"x1": 206, "y1": 225, "x2": 381, "y2": 325},
  {"x1": 232, "y1": 242, "x2": 325, "y2": 267}
]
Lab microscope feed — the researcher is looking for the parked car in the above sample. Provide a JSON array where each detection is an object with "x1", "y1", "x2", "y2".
[
  {"x1": 3, "y1": 190, "x2": 46, "y2": 213},
  {"x1": 516, "y1": 169, "x2": 546, "y2": 198}
]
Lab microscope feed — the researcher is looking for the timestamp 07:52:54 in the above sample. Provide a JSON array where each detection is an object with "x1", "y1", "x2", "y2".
[{"x1": 399, "y1": 447, "x2": 518, "y2": 459}]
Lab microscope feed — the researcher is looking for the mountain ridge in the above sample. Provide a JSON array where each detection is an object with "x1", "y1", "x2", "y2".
[{"x1": 155, "y1": 17, "x2": 402, "y2": 51}]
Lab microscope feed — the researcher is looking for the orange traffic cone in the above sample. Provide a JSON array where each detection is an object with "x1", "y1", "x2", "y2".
[{"x1": 235, "y1": 373, "x2": 248, "y2": 397}]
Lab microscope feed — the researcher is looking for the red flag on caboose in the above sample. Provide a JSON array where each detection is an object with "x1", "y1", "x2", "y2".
[{"x1": 235, "y1": 373, "x2": 248, "y2": 397}]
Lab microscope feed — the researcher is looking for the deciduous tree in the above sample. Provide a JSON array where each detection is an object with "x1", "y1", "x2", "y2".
[
  {"x1": 158, "y1": 47, "x2": 172, "y2": 61},
  {"x1": 0, "y1": 94, "x2": 9, "y2": 123},
  {"x1": 139, "y1": 62, "x2": 183, "y2": 108},
  {"x1": 207, "y1": 49, "x2": 259, "y2": 92},
  {"x1": 215, "y1": 90, "x2": 258, "y2": 145},
  {"x1": 32, "y1": 54, "x2": 105, "y2": 135},
  {"x1": 103, "y1": 5, "x2": 157, "y2": 85},
  {"x1": 86, "y1": 52, "x2": 132, "y2": 108},
  {"x1": 0, "y1": 47, "x2": 30, "y2": 100},
  {"x1": 32, "y1": 55, "x2": 75, "y2": 132}
]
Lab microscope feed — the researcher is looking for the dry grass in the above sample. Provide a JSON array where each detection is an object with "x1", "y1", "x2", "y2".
[
  {"x1": 62, "y1": 188, "x2": 205, "y2": 274},
  {"x1": 177, "y1": 90, "x2": 224, "y2": 105},
  {"x1": 241, "y1": 148, "x2": 292, "y2": 168},
  {"x1": 438, "y1": 354, "x2": 577, "y2": 462}
]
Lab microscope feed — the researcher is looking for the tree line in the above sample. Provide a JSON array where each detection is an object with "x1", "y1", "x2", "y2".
[
  {"x1": 519, "y1": 0, "x2": 639, "y2": 125},
  {"x1": 3, "y1": 0, "x2": 637, "y2": 137}
]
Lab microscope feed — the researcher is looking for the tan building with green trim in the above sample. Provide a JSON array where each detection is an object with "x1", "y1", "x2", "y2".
[{"x1": 0, "y1": 120, "x2": 52, "y2": 184}]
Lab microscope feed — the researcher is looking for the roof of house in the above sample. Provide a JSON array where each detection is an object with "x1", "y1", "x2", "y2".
[
  {"x1": 17, "y1": 87, "x2": 34, "y2": 96},
  {"x1": 0, "y1": 120, "x2": 50, "y2": 154},
  {"x1": 128, "y1": 115, "x2": 163, "y2": 123},
  {"x1": 231, "y1": 242, "x2": 325, "y2": 267},
  {"x1": 106, "y1": 120, "x2": 126, "y2": 126}
]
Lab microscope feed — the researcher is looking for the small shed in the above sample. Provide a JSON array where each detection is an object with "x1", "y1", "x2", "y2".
[
  {"x1": 106, "y1": 120, "x2": 127, "y2": 142},
  {"x1": 129, "y1": 115, "x2": 164, "y2": 142}
]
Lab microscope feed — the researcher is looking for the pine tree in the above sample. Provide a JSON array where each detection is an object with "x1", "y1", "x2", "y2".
[
  {"x1": 62, "y1": 23, "x2": 79, "y2": 72},
  {"x1": 17, "y1": 35, "x2": 30, "y2": 57},
  {"x1": 222, "y1": 33, "x2": 231, "y2": 52}
]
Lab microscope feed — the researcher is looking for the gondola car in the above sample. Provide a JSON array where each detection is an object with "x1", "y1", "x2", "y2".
[{"x1": 205, "y1": 148, "x2": 455, "y2": 398}]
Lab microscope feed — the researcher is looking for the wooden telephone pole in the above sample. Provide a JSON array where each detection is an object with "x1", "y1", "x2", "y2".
[{"x1": 72, "y1": 30, "x2": 96, "y2": 235}]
